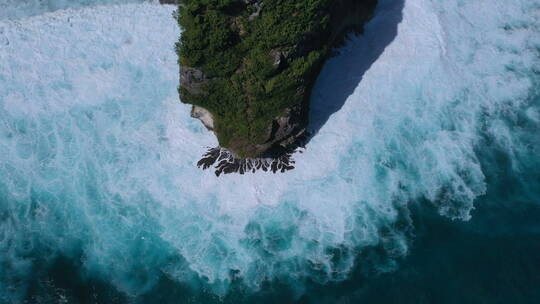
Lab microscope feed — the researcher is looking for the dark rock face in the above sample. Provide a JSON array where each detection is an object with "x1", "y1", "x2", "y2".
[
  {"x1": 257, "y1": 105, "x2": 306, "y2": 152},
  {"x1": 180, "y1": 67, "x2": 209, "y2": 96}
]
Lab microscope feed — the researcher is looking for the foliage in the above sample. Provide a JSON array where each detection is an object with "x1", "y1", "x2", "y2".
[{"x1": 176, "y1": 0, "x2": 374, "y2": 156}]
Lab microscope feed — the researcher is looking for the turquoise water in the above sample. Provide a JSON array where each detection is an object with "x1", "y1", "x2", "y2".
[{"x1": 0, "y1": 0, "x2": 539, "y2": 303}]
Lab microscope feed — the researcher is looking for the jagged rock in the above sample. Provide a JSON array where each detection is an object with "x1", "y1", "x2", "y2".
[
  {"x1": 255, "y1": 105, "x2": 306, "y2": 154},
  {"x1": 269, "y1": 49, "x2": 286, "y2": 67},
  {"x1": 248, "y1": 2, "x2": 263, "y2": 20},
  {"x1": 180, "y1": 67, "x2": 208, "y2": 96},
  {"x1": 197, "y1": 147, "x2": 299, "y2": 176}
]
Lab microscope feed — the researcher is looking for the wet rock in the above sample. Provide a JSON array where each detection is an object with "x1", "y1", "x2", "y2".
[
  {"x1": 197, "y1": 147, "x2": 298, "y2": 176},
  {"x1": 196, "y1": 132, "x2": 309, "y2": 176}
]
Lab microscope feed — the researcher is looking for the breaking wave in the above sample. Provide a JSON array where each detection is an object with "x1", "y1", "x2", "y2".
[{"x1": 0, "y1": 0, "x2": 538, "y2": 301}]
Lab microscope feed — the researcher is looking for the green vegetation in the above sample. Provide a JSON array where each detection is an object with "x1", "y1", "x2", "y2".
[{"x1": 176, "y1": 0, "x2": 376, "y2": 157}]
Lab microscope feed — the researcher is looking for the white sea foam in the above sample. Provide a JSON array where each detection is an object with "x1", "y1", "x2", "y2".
[
  {"x1": 0, "y1": 0, "x2": 152, "y2": 19},
  {"x1": 0, "y1": 0, "x2": 539, "y2": 300}
]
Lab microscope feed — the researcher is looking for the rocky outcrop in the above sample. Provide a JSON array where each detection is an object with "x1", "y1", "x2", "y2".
[
  {"x1": 191, "y1": 106, "x2": 214, "y2": 130},
  {"x1": 197, "y1": 147, "x2": 299, "y2": 176},
  {"x1": 180, "y1": 67, "x2": 208, "y2": 96},
  {"x1": 255, "y1": 105, "x2": 306, "y2": 154},
  {"x1": 177, "y1": 0, "x2": 377, "y2": 173}
]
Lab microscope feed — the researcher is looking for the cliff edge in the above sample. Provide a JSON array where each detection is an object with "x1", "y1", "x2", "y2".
[{"x1": 177, "y1": 0, "x2": 377, "y2": 159}]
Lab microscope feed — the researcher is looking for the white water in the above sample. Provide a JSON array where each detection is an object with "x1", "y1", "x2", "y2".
[
  {"x1": 0, "y1": 0, "x2": 539, "y2": 300},
  {"x1": 0, "y1": 0, "x2": 150, "y2": 19}
]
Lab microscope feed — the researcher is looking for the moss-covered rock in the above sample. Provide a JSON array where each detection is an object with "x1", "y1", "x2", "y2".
[{"x1": 177, "y1": 0, "x2": 377, "y2": 157}]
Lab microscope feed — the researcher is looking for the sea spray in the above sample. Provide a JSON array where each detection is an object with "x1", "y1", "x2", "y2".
[{"x1": 0, "y1": 0, "x2": 539, "y2": 301}]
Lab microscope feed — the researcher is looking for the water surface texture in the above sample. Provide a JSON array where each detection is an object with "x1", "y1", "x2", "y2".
[{"x1": 0, "y1": 0, "x2": 539, "y2": 303}]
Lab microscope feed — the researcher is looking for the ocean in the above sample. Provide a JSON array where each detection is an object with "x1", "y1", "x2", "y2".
[{"x1": 0, "y1": 0, "x2": 539, "y2": 303}]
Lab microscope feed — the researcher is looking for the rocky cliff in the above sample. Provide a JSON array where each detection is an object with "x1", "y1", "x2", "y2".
[{"x1": 177, "y1": 0, "x2": 377, "y2": 167}]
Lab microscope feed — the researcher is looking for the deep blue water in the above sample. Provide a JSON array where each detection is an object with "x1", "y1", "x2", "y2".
[{"x1": 21, "y1": 203, "x2": 540, "y2": 304}]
